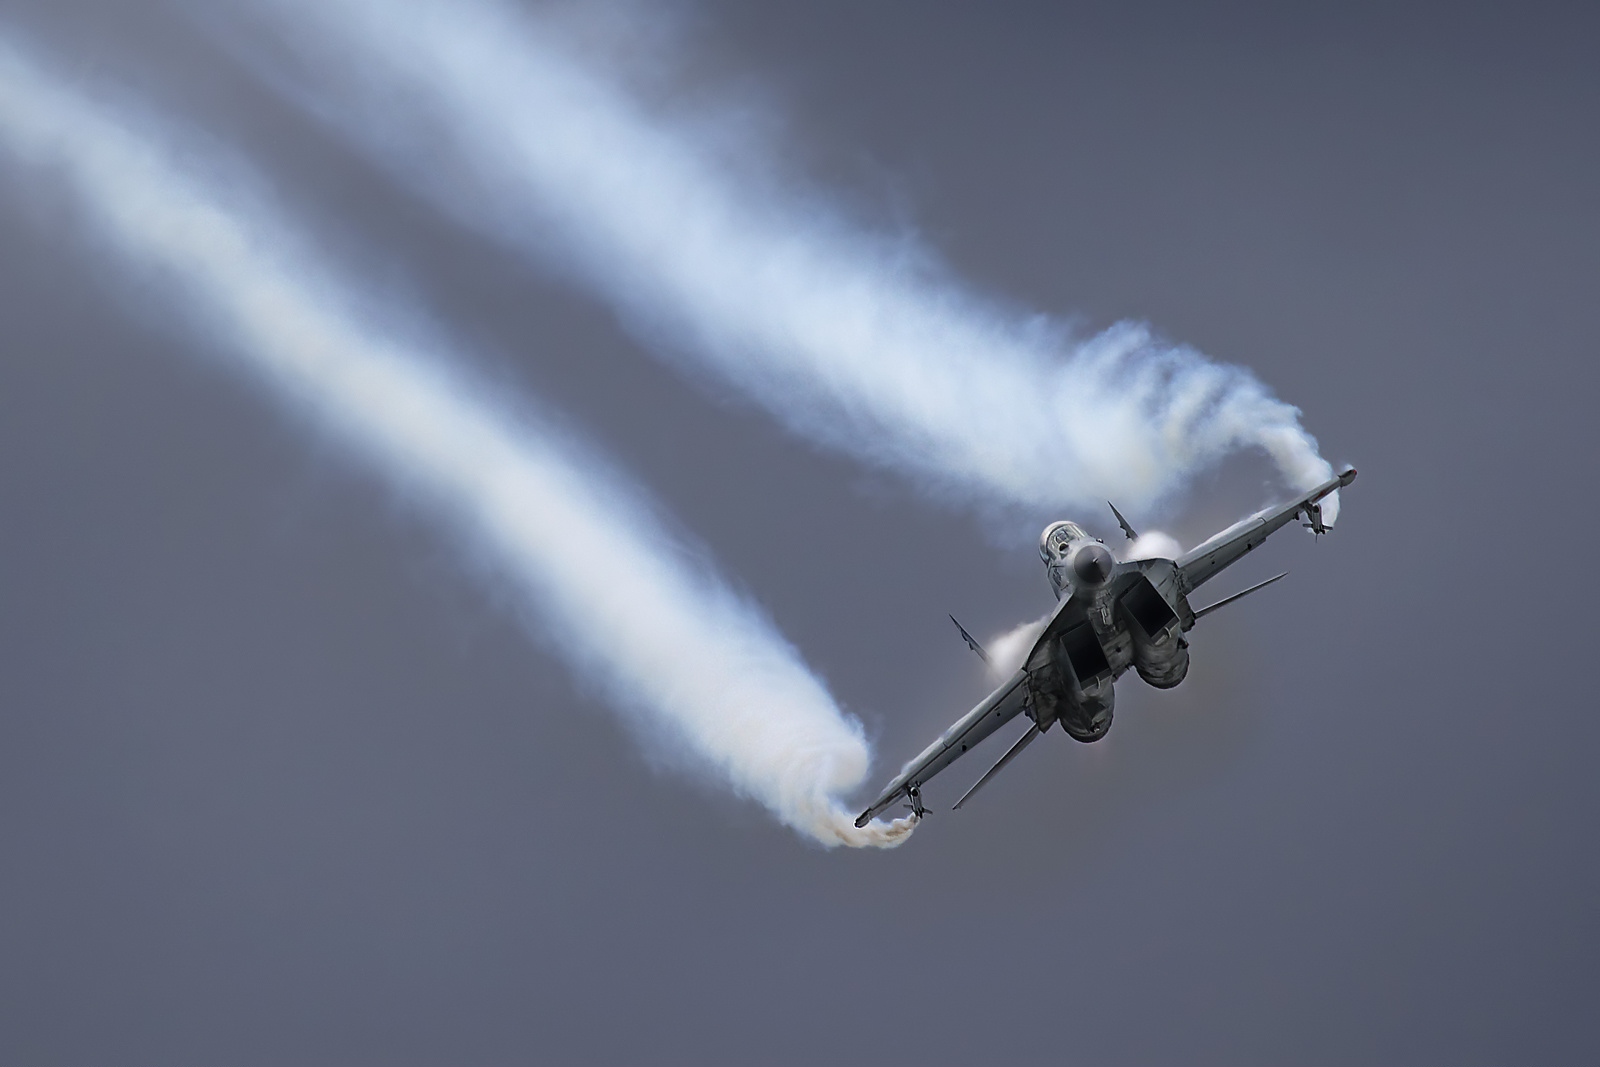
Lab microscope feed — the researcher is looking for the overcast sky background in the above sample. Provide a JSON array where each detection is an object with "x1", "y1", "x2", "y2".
[{"x1": 1, "y1": 2, "x2": 1596, "y2": 1064}]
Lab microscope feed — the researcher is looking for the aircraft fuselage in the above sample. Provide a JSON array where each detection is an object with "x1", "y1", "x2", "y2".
[{"x1": 1033, "y1": 521, "x2": 1192, "y2": 742}]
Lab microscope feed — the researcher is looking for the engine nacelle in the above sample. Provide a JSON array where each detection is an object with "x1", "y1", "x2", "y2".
[
  {"x1": 1118, "y1": 574, "x2": 1190, "y2": 689},
  {"x1": 1060, "y1": 681, "x2": 1114, "y2": 742},
  {"x1": 1134, "y1": 631, "x2": 1189, "y2": 689},
  {"x1": 1049, "y1": 618, "x2": 1116, "y2": 743}
]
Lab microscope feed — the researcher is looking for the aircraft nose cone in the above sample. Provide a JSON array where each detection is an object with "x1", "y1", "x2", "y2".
[{"x1": 1072, "y1": 543, "x2": 1115, "y2": 585}]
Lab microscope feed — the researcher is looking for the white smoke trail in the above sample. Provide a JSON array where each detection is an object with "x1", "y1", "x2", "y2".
[
  {"x1": 0, "y1": 40, "x2": 913, "y2": 848},
  {"x1": 228, "y1": 0, "x2": 1340, "y2": 523}
]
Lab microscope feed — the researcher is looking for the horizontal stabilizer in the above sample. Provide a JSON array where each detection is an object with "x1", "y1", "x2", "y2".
[
  {"x1": 1193, "y1": 571, "x2": 1289, "y2": 620},
  {"x1": 953, "y1": 722, "x2": 1042, "y2": 811}
]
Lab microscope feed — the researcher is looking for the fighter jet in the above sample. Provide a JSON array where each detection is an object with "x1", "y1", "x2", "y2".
[{"x1": 855, "y1": 468, "x2": 1357, "y2": 826}]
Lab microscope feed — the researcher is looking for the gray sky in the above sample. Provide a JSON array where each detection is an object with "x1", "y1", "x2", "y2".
[{"x1": 1, "y1": 2, "x2": 1596, "y2": 1064}]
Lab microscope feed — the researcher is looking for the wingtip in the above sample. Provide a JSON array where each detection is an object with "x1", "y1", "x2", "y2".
[{"x1": 1339, "y1": 467, "x2": 1358, "y2": 485}]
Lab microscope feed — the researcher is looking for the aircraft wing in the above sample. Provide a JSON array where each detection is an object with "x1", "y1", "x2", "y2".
[
  {"x1": 1177, "y1": 468, "x2": 1356, "y2": 592},
  {"x1": 853, "y1": 666, "x2": 1031, "y2": 827},
  {"x1": 854, "y1": 591, "x2": 1103, "y2": 826}
]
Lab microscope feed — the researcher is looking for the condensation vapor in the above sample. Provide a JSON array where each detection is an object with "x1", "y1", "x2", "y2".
[
  {"x1": 1118, "y1": 531, "x2": 1184, "y2": 563},
  {"x1": 0, "y1": 40, "x2": 913, "y2": 848},
  {"x1": 234, "y1": 0, "x2": 1340, "y2": 523},
  {"x1": 987, "y1": 613, "x2": 1052, "y2": 679}
]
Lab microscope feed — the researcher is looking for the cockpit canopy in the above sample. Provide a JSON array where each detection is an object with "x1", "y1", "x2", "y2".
[{"x1": 1039, "y1": 520, "x2": 1089, "y2": 562}]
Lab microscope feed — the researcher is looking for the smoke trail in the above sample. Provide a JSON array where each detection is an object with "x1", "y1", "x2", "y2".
[
  {"x1": 225, "y1": 0, "x2": 1341, "y2": 523},
  {"x1": 0, "y1": 39, "x2": 913, "y2": 848}
]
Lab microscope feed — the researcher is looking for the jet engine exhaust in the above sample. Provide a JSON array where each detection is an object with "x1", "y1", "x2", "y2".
[{"x1": 0, "y1": 39, "x2": 914, "y2": 849}]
